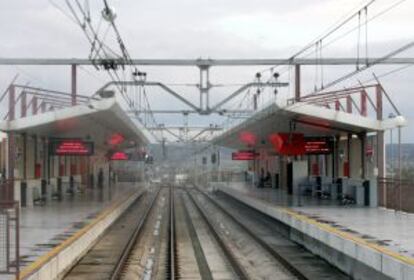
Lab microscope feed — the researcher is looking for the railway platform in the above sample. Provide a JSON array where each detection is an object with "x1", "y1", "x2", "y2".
[
  {"x1": 215, "y1": 181, "x2": 414, "y2": 280},
  {"x1": 17, "y1": 182, "x2": 146, "y2": 280}
]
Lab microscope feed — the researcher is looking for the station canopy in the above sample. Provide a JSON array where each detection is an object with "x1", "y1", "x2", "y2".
[
  {"x1": 0, "y1": 98, "x2": 149, "y2": 150},
  {"x1": 213, "y1": 101, "x2": 406, "y2": 150}
]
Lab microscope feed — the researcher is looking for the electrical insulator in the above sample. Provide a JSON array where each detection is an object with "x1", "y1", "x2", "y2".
[{"x1": 102, "y1": 7, "x2": 117, "y2": 22}]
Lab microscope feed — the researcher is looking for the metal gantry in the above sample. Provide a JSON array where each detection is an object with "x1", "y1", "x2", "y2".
[
  {"x1": 2, "y1": 56, "x2": 414, "y2": 143},
  {"x1": 1, "y1": 57, "x2": 414, "y2": 66},
  {"x1": 95, "y1": 80, "x2": 288, "y2": 115}
]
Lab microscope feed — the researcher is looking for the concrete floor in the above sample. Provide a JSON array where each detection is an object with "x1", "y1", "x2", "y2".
[
  {"x1": 221, "y1": 182, "x2": 414, "y2": 259},
  {"x1": 18, "y1": 183, "x2": 144, "y2": 268}
]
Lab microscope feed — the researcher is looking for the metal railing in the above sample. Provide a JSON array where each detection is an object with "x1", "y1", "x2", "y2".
[
  {"x1": 378, "y1": 177, "x2": 414, "y2": 212},
  {"x1": 0, "y1": 201, "x2": 19, "y2": 280}
]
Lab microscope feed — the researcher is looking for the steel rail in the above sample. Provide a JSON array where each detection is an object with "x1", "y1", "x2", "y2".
[
  {"x1": 110, "y1": 187, "x2": 161, "y2": 280},
  {"x1": 185, "y1": 188, "x2": 249, "y2": 280},
  {"x1": 167, "y1": 186, "x2": 177, "y2": 280},
  {"x1": 193, "y1": 187, "x2": 309, "y2": 280}
]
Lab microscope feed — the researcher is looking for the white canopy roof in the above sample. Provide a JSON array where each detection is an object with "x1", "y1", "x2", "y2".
[
  {"x1": 0, "y1": 98, "x2": 149, "y2": 150},
  {"x1": 213, "y1": 101, "x2": 406, "y2": 149}
]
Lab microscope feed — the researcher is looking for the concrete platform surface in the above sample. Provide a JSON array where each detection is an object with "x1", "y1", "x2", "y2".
[
  {"x1": 220, "y1": 182, "x2": 414, "y2": 257},
  {"x1": 217, "y1": 182, "x2": 414, "y2": 279},
  {"x1": 19, "y1": 183, "x2": 144, "y2": 269}
]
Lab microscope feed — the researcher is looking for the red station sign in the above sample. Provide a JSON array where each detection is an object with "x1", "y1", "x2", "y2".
[
  {"x1": 232, "y1": 150, "x2": 259, "y2": 161},
  {"x1": 109, "y1": 133, "x2": 125, "y2": 145},
  {"x1": 304, "y1": 138, "x2": 332, "y2": 154},
  {"x1": 49, "y1": 139, "x2": 94, "y2": 156},
  {"x1": 269, "y1": 133, "x2": 305, "y2": 156},
  {"x1": 110, "y1": 152, "x2": 129, "y2": 161},
  {"x1": 269, "y1": 133, "x2": 332, "y2": 155}
]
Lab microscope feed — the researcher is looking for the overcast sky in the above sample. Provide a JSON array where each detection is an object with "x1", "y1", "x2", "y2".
[{"x1": 1, "y1": 0, "x2": 413, "y2": 142}]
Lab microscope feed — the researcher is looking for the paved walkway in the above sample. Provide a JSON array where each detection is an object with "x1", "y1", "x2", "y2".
[
  {"x1": 19, "y1": 183, "x2": 145, "y2": 268},
  {"x1": 220, "y1": 182, "x2": 414, "y2": 259}
]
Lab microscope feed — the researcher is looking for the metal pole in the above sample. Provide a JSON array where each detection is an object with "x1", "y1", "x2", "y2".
[
  {"x1": 71, "y1": 64, "x2": 77, "y2": 106},
  {"x1": 8, "y1": 85, "x2": 15, "y2": 121},
  {"x1": 15, "y1": 204, "x2": 20, "y2": 280},
  {"x1": 398, "y1": 126, "x2": 402, "y2": 211},
  {"x1": 347, "y1": 133, "x2": 352, "y2": 177},
  {"x1": 7, "y1": 86, "x2": 16, "y2": 202},
  {"x1": 20, "y1": 91, "x2": 27, "y2": 118},
  {"x1": 295, "y1": 64, "x2": 301, "y2": 101},
  {"x1": 385, "y1": 128, "x2": 397, "y2": 210},
  {"x1": 5, "y1": 211, "x2": 9, "y2": 273},
  {"x1": 346, "y1": 95, "x2": 352, "y2": 113},
  {"x1": 253, "y1": 94, "x2": 258, "y2": 111},
  {"x1": 32, "y1": 97, "x2": 38, "y2": 115},
  {"x1": 360, "y1": 133, "x2": 366, "y2": 179},
  {"x1": 376, "y1": 85, "x2": 385, "y2": 207},
  {"x1": 388, "y1": 112, "x2": 396, "y2": 210},
  {"x1": 390, "y1": 128, "x2": 393, "y2": 181}
]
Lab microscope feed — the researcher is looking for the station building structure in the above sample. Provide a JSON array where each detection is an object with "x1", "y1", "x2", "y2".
[
  {"x1": 0, "y1": 84, "x2": 149, "y2": 208},
  {"x1": 213, "y1": 84, "x2": 406, "y2": 209}
]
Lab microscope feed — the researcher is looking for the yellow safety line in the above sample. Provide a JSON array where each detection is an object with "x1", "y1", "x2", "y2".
[
  {"x1": 19, "y1": 189, "x2": 142, "y2": 279},
  {"x1": 228, "y1": 189, "x2": 414, "y2": 267},
  {"x1": 279, "y1": 206, "x2": 414, "y2": 266}
]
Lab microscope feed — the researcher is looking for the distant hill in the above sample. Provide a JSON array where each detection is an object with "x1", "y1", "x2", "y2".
[
  {"x1": 386, "y1": 144, "x2": 414, "y2": 163},
  {"x1": 148, "y1": 143, "x2": 244, "y2": 170}
]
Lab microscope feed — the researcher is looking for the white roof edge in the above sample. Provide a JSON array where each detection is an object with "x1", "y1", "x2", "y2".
[
  {"x1": 1, "y1": 98, "x2": 116, "y2": 131},
  {"x1": 212, "y1": 103, "x2": 278, "y2": 144},
  {"x1": 213, "y1": 101, "x2": 406, "y2": 144},
  {"x1": 110, "y1": 102, "x2": 150, "y2": 145},
  {"x1": 286, "y1": 102, "x2": 382, "y2": 130},
  {"x1": 0, "y1": 98, "x2": 150, "y2": 145}
]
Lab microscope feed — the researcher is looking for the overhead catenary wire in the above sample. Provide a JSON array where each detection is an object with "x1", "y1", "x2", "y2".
[
  {"x1": 318, "y1": 40, "x2": 414, "y2": 91},
  {"x1": 258, "y1": 0, "x2": 408, "y2": 89},
  {"x1": 307, "y1": 0, "x2": 408, "y2": 61},
  {"x1": 48, "y1": 0, "x2": 79, "y2": 24},
  {"x1": 98, "y1": 0, "x2": 161, "y2": 133},
  {"x1": 64, "y1": 0, "x2": 144, "y2": 111},
  {"x1": 254, "y1": 0, "x2": 410, "y2": 111},
  {"x1": 257, "y1": 0, "x2": 378, "y2": 78}
]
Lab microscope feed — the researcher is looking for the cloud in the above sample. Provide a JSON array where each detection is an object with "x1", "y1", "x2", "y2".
[{"x1": 0, "y1": 0, "x2": 414, "y2": 141}]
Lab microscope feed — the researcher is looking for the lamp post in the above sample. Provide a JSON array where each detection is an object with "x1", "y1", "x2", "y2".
[
  {"x1": 397, "y1": 119, "x2": 403, "y2": 211},
  {"x1": 388, "y1": 113, "x2": 396, "y2": 181}
]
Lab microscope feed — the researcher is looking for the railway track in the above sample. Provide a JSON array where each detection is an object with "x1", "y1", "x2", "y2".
[
  {"x1": 65, "y1": 184, "x2": 349, "y2": 280},
  {"x1": 184, "y1": 187, "x2": 298, "y2": 280},
  {"x1": 190, "y1": 186, "x2": 349, "y2": 280},
  {"x1": 64, "y1": 187, "x2": 161, "y2": 280},
  {"x1": 119, "y1": 187, "x2": 169, "y2": 280}
]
